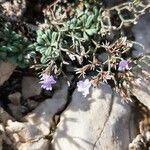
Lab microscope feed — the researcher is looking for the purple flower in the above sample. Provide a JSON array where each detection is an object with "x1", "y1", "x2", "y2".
[
  {"x1": 77, "y1": 79, "x2": 91, "y2": 97},
  {"x1": 40, "y1": 74, "x2": 56, "y2": 90},
  {"x1": 118, "y1": 60, "x2": 129, "y2": 71}
]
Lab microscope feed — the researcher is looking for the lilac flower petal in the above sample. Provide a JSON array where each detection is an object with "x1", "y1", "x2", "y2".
[
  {"x1": 77, "y1": 79, "x2": 91, "y2": 97},
  {"x1": 83, "y1": 89, "x2": 90, "y2": 97},
  {"x1": 118, "y1": 60, "x2": 129, "y2": 71},
  {"x1": 77, "y1": 81, "x2": 85, "y2": 91},
  {"x1": 84, "y1": 79, "x2": 91, "y2": 88},
  {"x1": 40, "y1": 74, "x2": 56, "y2": 91}
]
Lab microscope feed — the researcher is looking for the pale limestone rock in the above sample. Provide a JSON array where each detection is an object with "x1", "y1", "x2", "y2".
[
  {"x1": 131, "y1": 76, "x2": 150, "y2": 109},
  {"x1": 6, "y1": 120, "x2": 43, "y2": 143},
  {"x1": 1, "y1": 0, "x2": 26, "y2": 18},
  {"x1": 96, "y1": 93, "x2": 131, "y2": 150},
  {"x1": 6, "y1": 120, "x2": 49, "y2": 150},
  {"x1": 0, "y1": 107, "x2": 15, "y2": 125},
  {"x1": 18, "y1": 138, "x2": 49, "y2": 150},
  {"x1": 8, "y1": 92, "x2": 23, "y2": 120},
  {"x1": 22, "y1": 77, "x2": 42, "y2": 99},
  {"x1": 0, "y1": 124, "x2": 5, "y2": 150},
  {"x1": 24, "y1": 79, "x2": 68, "y2": 136},
  {"x1": 5, "y1": 79, "x2": 69, "y2": 150},
  {"x1": 52, "y1": 83, "x2": 131, "y2": 150},
  {"x1": 0, "y1": 61, "x2": 16, "y2": 86},
  {"x1": 132, "y1": 13, "x2": 150, "y2": 57},
  {"x1": 0, "y1": 0, "x2": 6, "y2": 3},
  {"x1": 8, "y1": 92, "x2": 21, "y2": 105},
  {"x1": 6, "y1": 120, "x2": 24, "y2": 132},
  {"x1": 131, "y1": 13, "x2": 150, "y2": 108}
]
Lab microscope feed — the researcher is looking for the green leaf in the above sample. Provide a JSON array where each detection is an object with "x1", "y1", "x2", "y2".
[
  {"x1": 81, "y1": 14, "x2": 87, "y2": 24},
  {"x1": 76, "y1": 9, "x2": 84, "y2": 17},
  {"x1": 0, "y1": 52, "x2": 7, "y2": 59},
  {"x1": 41, "y1": 55, "x2": 49, "y2": 64},
  {"x1": 85, "y1": 28, "x2": 97, "y2": 36},
  {"x1": 85, "y1": 15, "x2": 94, "y2": 28},
  {"x1": 37, "y1": 30, "x2": 43, "y2": 37},
  {"x1": 38, "y1": 47, "x2": 47, "y2": 53},
  {"x1": 0, "y1": 46, "x2": 9, "y2": 51},
  {"x1": 46, "y1": 29, "x2": 52, "y2": 40},
  {"x1": 45, "y1": 47, "x2": 52, "y2": 56},
  {"x1": 18, "y1": 54, "x2": 23, "y2": 61},
  {"x1": 37, "y1": 37, "x2": 45, "y2": 44},
  {"x1": 83, "y1": 32, "x2": 89, "y2": 40},
  {"x1": 51, "y1": 32, "x2": 58, "y2": 44}
]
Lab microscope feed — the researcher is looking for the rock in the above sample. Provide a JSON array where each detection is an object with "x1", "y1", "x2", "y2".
[
  {"x1": 0, "y1": 106, "x2": 15, "y2": 125},
  {"x1": 129, "y1": 133, "x2": 150, "y2": 150},
  {"x1": 1, "y1": 0, "x2": 26, "y2": 19},
  {"x1": 8, "y1": 92, "x2": 21, "y2": 105},
  {"x1": 132, "y1": 13, "x2": 150, "y2": 57},
  {"x1": 131, "y1": 76, "x2": 150, "y2": 109},
  {"x1": 0, "y1": 61, "x2": 16, "y2": 86},
  {"x1": 6, "y1": 120, "x2": 49, "y2": 150},
  {"x1": 22, "y1": 77, "x2": 42, "y2": 99},
  {"x1": 6, "y1": 120, "x2": 43, "y2": 143},
  {"x1": 51, "y1": 83, "x2": 131, "y2": 150},
  {"x1": 18, "y1": 138, "x2": 50, "y2": 150},
  {"x1": 0, "y1": 124, "x2": 5, "y2": 150},
  {"x1": 26, "y1": 99, "x2": 39, "y2": 110},
  {"x1": 5, "y1": 79, "x2": 69, "y2": 149},
  {"x1": 131, "y1": 12, "x2": 150, "y2": 109},
  {"x1": 24, "y1": 79, "x2": 68, "y2": 136},
  {"x1": 0, "y1": 0, "x2": 6, "y2": 4},
  {"x1": 8, "y1": 104, "x2": 23, "y2": 120}
]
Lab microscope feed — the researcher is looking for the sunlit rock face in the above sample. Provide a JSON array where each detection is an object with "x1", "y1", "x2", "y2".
[
  {"x1": 132, "y1": 13, "x2": 150, "y2": 57},
  {"x1": 52, "y1": 83, "x2": 132, "y2": 150},
  {"x1": 0, "y1": 61, "x2": 16, "y2": 86}
]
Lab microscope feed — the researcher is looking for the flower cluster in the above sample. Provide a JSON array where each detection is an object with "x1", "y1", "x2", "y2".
[
  {"x1": 77, "y1": 79, "x2": 91, "y2": 97},
  {"x1": 118, "y1": 60, "x2": 129, "y2": 71},
  {"x1": 40, "y1": 60, "x2": 129, "y2": 96},
  {"x1": 40, "y1": 74, "x2": 56, "y2": 90}
]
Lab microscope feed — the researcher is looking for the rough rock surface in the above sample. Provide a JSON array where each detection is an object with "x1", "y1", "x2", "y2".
[
  {"x1": 132, "y1": 13, "x2": 150, "y2": 57},
  {"x1": 131, "y1": 70, "x2": 150, "y2": 109},
  {"x1": 0, "y1": 124, "x2": 5, "y2": 150},
  {"x1": 52, "y1": 83, "x2": 131, "y2": 150},
  {"x1": 0, "y1": 106, "x2": 15, "y2": 125},
  {"x1": 6, "y1": 120, "x2": 49, "y2": 150},
  {"x1": 8, "y1": 92, "x2": 23, "y2": 120},
  {"x1": 6, "y1": 120, "x2": 43, "y2": 143},
  {"x1": 1, "y1": 0, "x2": 26, "y2": 19},
  {"x1": 0, "y1": 61, "x2": 16, "y2": 86},
  {"x1": 18, "y1": 138, "x2": 50, "y2": 150},
  {"x1": 131, "y1": 12, "x2": 150, "y2": 108},
  {"x1": 8, "y1": 92, "x2": 21, "y2": 105},
  {"x1": 128, "y1": 12, "x2": 150, "y2": 150},
  {"x1": 5, "y1": 79, "x2": 69, "y2": 150},
  {"x1": 24, "y1": 80, "x2": 68, "y2": 135},
  {"x1": 8, "y1": 104, "x2": 23, "y2": 120},
  {"x1": 22, "y1": 77, "x2": 42, "y2": 99}
]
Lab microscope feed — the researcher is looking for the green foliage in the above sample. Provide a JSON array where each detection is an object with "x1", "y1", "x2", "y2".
[
  {"x1": 35, "y1": 29, "x2": 61, "y2": 64},
  {"x1": 66, "y1": 7, "x2": 99, "y2": 41},
  {"x1": 35, "y1": 6, "x2": 100, "y2": 68},
  {"x1": 34, "y1": 0, "x2": 149, "y2": 96},
  {"x1": 0, "y1": 23, "x2": 35, "y2": 68}
]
